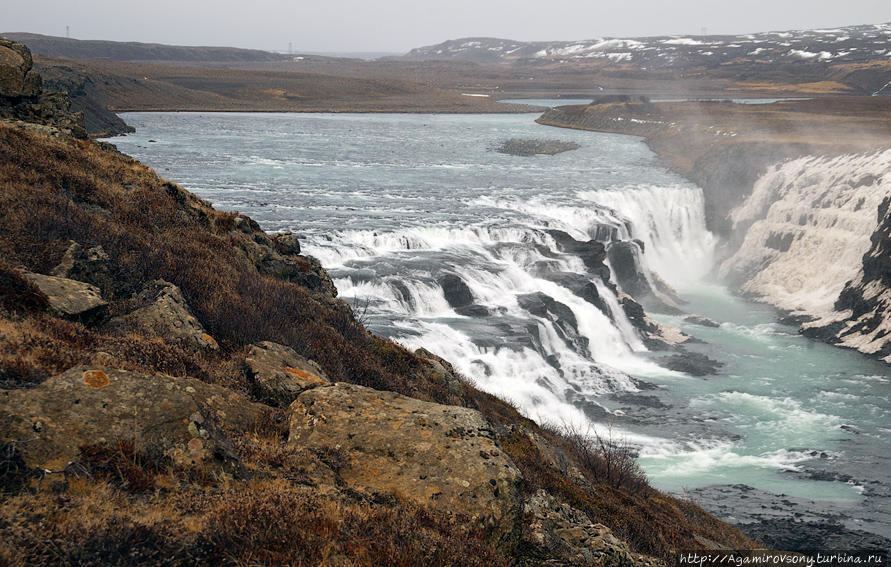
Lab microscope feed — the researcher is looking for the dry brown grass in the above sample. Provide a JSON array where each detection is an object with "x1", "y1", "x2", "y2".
[
  {"x1": 0, "y1": 478, "x2": 510, "y2": 567},
  {"x1": 500, "y1": 426, "x2": 757, "y2": 559}
]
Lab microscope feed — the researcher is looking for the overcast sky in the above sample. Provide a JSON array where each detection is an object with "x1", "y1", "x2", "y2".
[{"x1": 4, "y1": 0, "x2": 889, "y2": 53}]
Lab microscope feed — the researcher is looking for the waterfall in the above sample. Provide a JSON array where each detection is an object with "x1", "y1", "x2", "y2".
[
  {"x1": 720, "y1": 149, "x2": 891, "y2": 319},
  {"x1": 308, "y1": 182, "x2": 716, "y2": 423}
]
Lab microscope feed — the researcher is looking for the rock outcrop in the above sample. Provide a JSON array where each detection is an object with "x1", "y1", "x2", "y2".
[
  {"x1": 23, "y1": 272, "x2": 107, "y2": 324},
  {"x1": 50, "y1": 241, "x2": 115, "y2": 297},
  {"x1": 245, "y1": 341, "x2": 329, "y2": 404},
  {"x1": 0, "y1": 37, "x2": 86, "y2": 137},
  {"x1": 287, "y1": 383, "x2": 522, "y2": 541},
  {"x1": 105, "y1": 280, "x2": 219, "y2": 350},
  {"x1": 0, "y1": 366, "x2": 264, "y2": 476},
  {"x1": 803, "y1": 195, "x2": 891, "y2": 362},
  {"x1": 607, "y1": 240, "x2": 683, "y2": 313},
  {"x1": 521, "y1": 490, "x2": 659, "y2": 567}
]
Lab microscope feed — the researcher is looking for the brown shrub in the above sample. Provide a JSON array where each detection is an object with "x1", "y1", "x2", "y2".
[{"x1": 78, "y1": 440, "x2": 166, "y2": 493}]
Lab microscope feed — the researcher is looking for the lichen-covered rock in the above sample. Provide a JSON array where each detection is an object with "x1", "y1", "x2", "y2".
[
  {"x1": 521, "y1": 490, "x2": 662, "y2": 567},
  {"x1": 288, "y1": 383, "x2": 522, "y2": 541},
  {"x1": 414, "y1": 347, "x2": 466, "y2": 401},
  {"x1": 106, "y1": 280, "x2": 218, "y2": 350},
  {"x1": 0, "y1": 367, "x2": 265, "y2": 477},
  {"x1": 23, "y1": 272, "x2": 107, "y2": 324},
  {"x1": 225, "y1": 215, "x2": 337, "y2": 298},
  {"x1": 51, "y1": 241, "x2": 114, "y2": 296},
  {"x1": 245, "y1": 341, "x2": 329, "y2": 404}
]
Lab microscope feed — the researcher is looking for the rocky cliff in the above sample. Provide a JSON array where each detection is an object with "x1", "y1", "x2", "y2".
[
  {"x1": 803, "y1": 196, "x2": 891, "y2": 362},
  {"x1": 0, "y1": 54, "x2": 756, "y2": 565},
  {"x1": 538, "y1": 99, "x2": 891, "y2": 364},
  {"x1": 0, "y1": 37, "x2": 86, "y2": 137}
]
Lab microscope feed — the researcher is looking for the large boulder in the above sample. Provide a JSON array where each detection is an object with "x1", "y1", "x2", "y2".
[
  {"x1": 0, "y1": 41, "x2": 31, "y2": 98},
  {"x1": 106, "y1": 280, "x2": 218, "y2": 350},
  {"x1": 287, "y1": 383, "x2": 522, "y2": 541},
  {"x1": 245, "y1": 341, "x2": 329, "y2": 405},
  {"x1": 438, "y1": 274, "x2": 474, "y2": 309},
  {"x1": 0, "y1": 367, "x2": 265, "y2": 477},
  {"x1": 23, "y1": 272, "x2": 107, "y2": 324}
]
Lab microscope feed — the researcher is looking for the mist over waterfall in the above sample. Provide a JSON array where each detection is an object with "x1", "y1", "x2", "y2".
[{"x1": 720, "y1": 149, "x2": 891, "y2": 319}]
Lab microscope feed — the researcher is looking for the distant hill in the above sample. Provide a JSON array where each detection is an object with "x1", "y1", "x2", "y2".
[
  {"x1": 2, "y1": 32, "x2": 290, "y2": 63},
  {"x1": 400, "y1": 23, "x2": 891, "y2": 69}
]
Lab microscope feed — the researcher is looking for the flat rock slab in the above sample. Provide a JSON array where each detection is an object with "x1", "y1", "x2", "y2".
[
  {"x1": 245, "y1": 341, "x2": 329, "y2": 404},
  {"x1": 0, "y1": 366, "x2": 264, "y2": 475},
  {"x1": 288, "y1": 383, "x2": 521, "y2": 538},
  {"x1": 23, "y1": 272, "x2": 107, "y2": 323}
]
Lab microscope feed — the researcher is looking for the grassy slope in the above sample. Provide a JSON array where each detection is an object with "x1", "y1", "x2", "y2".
[{"x1": 0, "y1": 121, "x2": 758, "y2": 564}]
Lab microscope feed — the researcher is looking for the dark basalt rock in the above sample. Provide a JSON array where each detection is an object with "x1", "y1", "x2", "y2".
[
  {"x1": 657, "y1": 352, "x2": 723, "y2": 376},
  {"x1": 542, "y1": 272, "x2": 608, "y2": 315},
  {"x1": 438, "y1": 274, "x2": 474, "y2": 308},
  {"x1": 607, "y1": 240, "x2": 684, "y2": 313},
  {"x1": 518, "y1": 291, "x2": 589, "y2": 356},
  {"x1": 546, "y1": 229, "x2": 611, "y2": 284},
  {"x1": 683, "y1": 314, "x2": 720, "y2": 328}
]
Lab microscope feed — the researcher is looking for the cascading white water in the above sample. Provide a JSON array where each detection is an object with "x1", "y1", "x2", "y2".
[
  {"x1": 720, "y1": 149, "x2": 891, "y2": 319},
  {"x1": 309, "y1": 181, "x2": 716, "y2": 424}
]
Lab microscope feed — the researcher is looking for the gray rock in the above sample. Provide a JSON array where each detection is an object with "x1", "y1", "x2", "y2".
[
  {"x1": 106, "y1": 280, "x2": 218, "y2": 350},
  {"x1": 521, "y1": 489, "x2": 658, "y2": 566},
  {"x1": 271, "y1": 231, "x2": 301, "y2": 256},
  {"x1": 23, "y1": 272, "x2": 107, "y2": 324},
  {"x1": 684, "y1": 314, "x2": 720, "y2": 328},
  {"x1": 51, "y1": 241, "x2": 114, "y2": 296},
  {"x1": 245, "y1": 341, "x2": 329, "y2": 405},
  {"x1": 0, "y1": 366, "x2": 264, "y2": 477},
  {"x1": 287, "y1": 383, "x2": 522, "y2": 541}
]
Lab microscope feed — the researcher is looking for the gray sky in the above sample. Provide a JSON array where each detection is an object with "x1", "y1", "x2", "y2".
[{"x1": 4, "y1": 0, "x2": 890, "y2": 53}]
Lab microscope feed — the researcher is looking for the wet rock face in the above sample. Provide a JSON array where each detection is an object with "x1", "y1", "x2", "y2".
[
  {"x1": 0, "y1": 38, "x2": 86, "y2": 137},
  {"x1": 438, "y1": 273, "x2": 474, "y2": 308},
  {"x1": 245, "y1": 341, "x2": 329, "y2": 405},
  {"x1": 105, "y1": 280, "x2": 218, "y2": 350},
  {"x1": 657, "y1": 351, "x2": 723, "y2": 376},
  {"x1": 0, "y1": 367, "x2": 263, "y2": 476},
  {"x1": 518, "y1": 292, "x2": 589, "y2": 357},
  {"x1": 23, "y1": 272, "x2": 107, "y2": 324},
  {"x1": 287, "y1": 383, "x2": 522, "y2": 542},
  {"x1": 545, "y1": 229, "x2": 611, "y2": 283}
]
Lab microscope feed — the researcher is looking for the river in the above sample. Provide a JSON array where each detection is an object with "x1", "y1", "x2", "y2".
[{"x1": 107, "y1": 110, "x2": 891, "y2": 542}]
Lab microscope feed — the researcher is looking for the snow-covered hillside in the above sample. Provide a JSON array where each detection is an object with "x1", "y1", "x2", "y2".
[{"x1": 402, "y1": 23, "x2": 891, "y2": 67}]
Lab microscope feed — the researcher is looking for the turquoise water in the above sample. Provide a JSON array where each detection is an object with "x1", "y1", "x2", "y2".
[{"x1": 107, "y1": 111, "x2": 890, "y2": 537}]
